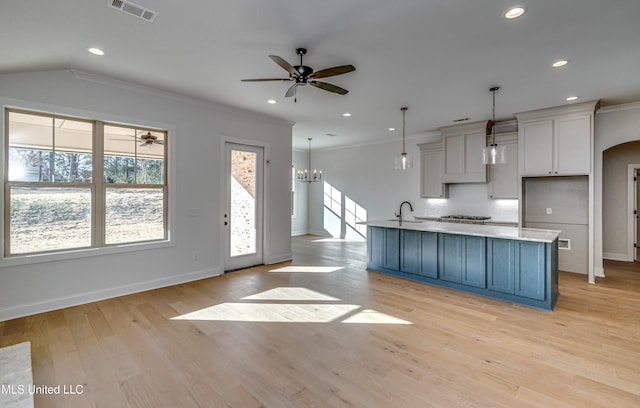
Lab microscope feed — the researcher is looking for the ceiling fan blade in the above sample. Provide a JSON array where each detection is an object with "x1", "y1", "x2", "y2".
[
  {"x1": 285, "y1": 83, "x2": 298, "y2": 98},
  {"x1": 241, "y1": 78, "x2": 292, "y2": 82},
  {"x1": 309, "y1": 65, "x2": 356, "y2": 79},
  {"x1": 309, "y1": 81, "x2": 349, "y2": 95},
  {"x1": 269, "y1": 55, "x2": 299, "y2": 77}
]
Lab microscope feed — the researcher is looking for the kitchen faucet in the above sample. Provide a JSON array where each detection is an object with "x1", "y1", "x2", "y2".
[{"x1": 395, "y1": 201, "x2": 413, "y2": 222}]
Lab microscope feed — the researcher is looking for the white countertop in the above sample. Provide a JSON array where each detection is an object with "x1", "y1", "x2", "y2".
[{"x1": 359, "y1": 219, "x2": 560, "y2": 243}]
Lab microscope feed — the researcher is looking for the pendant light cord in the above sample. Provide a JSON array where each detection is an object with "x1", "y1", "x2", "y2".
[
  {"x1": 401, "y1": 107, "x2": 408, "y2": 154},
  {"x1": 490, "y1": 87, "x2": 499, "y2": 146}
]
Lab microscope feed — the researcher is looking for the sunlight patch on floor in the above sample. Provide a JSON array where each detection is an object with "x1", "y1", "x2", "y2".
[
  {"x1": 242, "y1": 287, "x2": 341, "y2": 301},
  {"x1": 172, "y1": 286, "x2": 413, "y2": 324},
  {"x1": 311, "y1": 237, "x2": 365, "y2": 242},
  {"x1": 341, "y1": 309, "x2": 412, "y2": 325},
  {"x1": 269, "y1": 265, "x2": 344, "y2": 273},
  {"x1": 172, "y1": 303, "x2": 361, "y2": 323}
]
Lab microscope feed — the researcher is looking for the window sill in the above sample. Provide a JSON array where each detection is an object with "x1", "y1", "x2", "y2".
[{"x1": 0, "y1": 239, "x2": 175, "y2": 268}]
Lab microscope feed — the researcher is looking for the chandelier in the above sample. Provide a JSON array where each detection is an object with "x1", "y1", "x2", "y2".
[{"x1": 297, "y1": 138, "x2": 322, "y2": 183}]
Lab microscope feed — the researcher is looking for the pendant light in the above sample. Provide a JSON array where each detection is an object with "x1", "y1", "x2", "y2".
[
  {"x1": 297, "y1": 138, "x2": 322, "y2": 183},
  {"x1": 482, "y1": 86, "x2": 506, "y2": 165},
  {"x1": 395, "y1": 107, "x2": 413, "y2": 170}
]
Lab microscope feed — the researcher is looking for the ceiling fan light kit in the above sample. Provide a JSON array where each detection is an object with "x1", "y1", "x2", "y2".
[{"x1": 242, "y1": 48, "x2": 355, "y2": 101}]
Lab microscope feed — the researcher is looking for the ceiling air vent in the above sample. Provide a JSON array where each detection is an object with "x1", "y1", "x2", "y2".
[{"x1": 107, "y1": 0, "x2": 158, "y2": 22}]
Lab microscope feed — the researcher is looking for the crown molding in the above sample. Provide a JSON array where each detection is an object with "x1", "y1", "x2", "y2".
[{"x1": 597, "y1": 101, "x2": 640, "y2": 114}]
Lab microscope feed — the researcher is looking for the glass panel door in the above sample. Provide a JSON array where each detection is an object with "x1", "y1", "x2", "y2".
[{"x1": 224, "y1": 142, "x2": 263, "y2": 271}]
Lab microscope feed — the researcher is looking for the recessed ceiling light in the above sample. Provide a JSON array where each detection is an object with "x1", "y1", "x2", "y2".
[
  {"x1": 552, "y1": 60, "x2": 569, "y2": 67},
  {"x1": 88, "y1": 47, "x2": 104, "y2": 56},
  {"x1": 388, "y1": 127, "x2": 396, "y2": 131},
  {"x1": 343, "y1": 113, "x2": 351, "y2": 117},
  {"x1": 504, "y1": 7, "x2": 526, "y2": 19},
  {"x1": 566, "y1": 96, "x2": 579, "y2": 101},
  {"x1": 267, "y1": 99, "x2": 277, "y2": 104}
]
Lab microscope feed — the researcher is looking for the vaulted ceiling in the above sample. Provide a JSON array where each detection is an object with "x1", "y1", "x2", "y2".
[{"x1": 2, "y1": 0, "x2": 639, "y2": 150}]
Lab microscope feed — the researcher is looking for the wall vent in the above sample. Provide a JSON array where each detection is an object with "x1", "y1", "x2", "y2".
[
  {"x1": 558, "y1": 238, "x2": 571, "y2": 250},
  {"x1": 107, "y1": 0, "x2": 158, "y2": 22}
]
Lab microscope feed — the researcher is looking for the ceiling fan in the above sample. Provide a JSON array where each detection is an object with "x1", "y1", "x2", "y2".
[
  {"x1": 138, "y1": 131, "x2": 164, "y2": 146},
  {"x1": 241, "y1": 48, "x2": 356, "y2": 100},
  {"x1": 110, "y1": 131, "x2": 164, "y2": 147}
]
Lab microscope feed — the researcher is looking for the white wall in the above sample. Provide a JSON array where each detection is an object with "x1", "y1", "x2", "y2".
[
  {"x1": 307, "y1": 137, "x2": 518, "y2": 236},
  {"x1": 595, "y1": 103, "x2": 640, "y2": 274},
  {"x1": 0, "y1": 70, "x2": 293, "y2": 321},
  {"x1": 291, "y1": 149, "x2": 309, "y2": 235},
  {"x1": 602, "y1": 141, "x2": 640, "y2": 260}
]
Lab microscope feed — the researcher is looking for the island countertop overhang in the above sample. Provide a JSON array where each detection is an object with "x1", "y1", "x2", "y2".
[{"x1": 358, "y1": 220, "x2": 560, "y2": 243}]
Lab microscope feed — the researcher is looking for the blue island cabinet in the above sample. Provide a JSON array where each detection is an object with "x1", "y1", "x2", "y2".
[
  {"x1": 487, "y1": 237, "x2": 559, "y2": 305},
  {"x1": 400, "y1": 230, "x2": 438, "y2": 278},
  {"x1": 366, "y1": 225, "x2": 559, "y2": 310},
  {"x1": 368, "y1": 226, "x2": 400, "y2": 270},
  {"x1": 438, "y1": 234, "x2": 486, "y2": 288}
]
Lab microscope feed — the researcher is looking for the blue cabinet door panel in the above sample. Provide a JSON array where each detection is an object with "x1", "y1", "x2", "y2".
[
  {"x1": 384, "y1": 228, "x2": 400, "y2": 270},
  {"x1": 515, "y1": 241, "x2": 546, "y2": 300},
  {"x1": 401, "y1": 230, "x2": 420, "y2": 274},
  {"x1": 438, "y1": 234, "x2": 463, "y2": 283},
  {"x1": 463, "y1": 236, "x2": 486, "y2": 288},
  {"x1": 368, "y1": 226, "x2": 385, "y2": 267},
  {"x1": 419, "y1": 231, "x2": 438, "y2": 278},
  {"x1": 487, "y1": 238, "x2": 516, "y2": 294}
]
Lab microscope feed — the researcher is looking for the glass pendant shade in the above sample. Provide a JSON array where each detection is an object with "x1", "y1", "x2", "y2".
[
  {"x1": 395, "y1": 106, "x2": 412, "y2": 171},
  {"x1": 395, "y1": 152, "x2": 413, "y2": 170},
  {"x1": 482, "y1": 143, "x2": 506, "y2": 164},
  {"x1": 483, "y1": 86, "x2": 506, "y2": 165}
]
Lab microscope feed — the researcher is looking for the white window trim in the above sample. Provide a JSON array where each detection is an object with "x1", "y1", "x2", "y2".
[{"x1": 0, "y1": 97, "x2": 176, "y2": 267}]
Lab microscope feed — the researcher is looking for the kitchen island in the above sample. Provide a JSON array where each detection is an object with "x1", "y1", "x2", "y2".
[{"x1": 360, "y1": 220, "x2": 560, "y2": 310}]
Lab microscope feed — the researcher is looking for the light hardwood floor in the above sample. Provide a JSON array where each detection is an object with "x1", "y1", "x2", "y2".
[{"x1": 1, "y1": 235, "x2": 639, "y2": 407}]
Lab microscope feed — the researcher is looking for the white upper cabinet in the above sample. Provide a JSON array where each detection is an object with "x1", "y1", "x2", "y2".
[
  {"x1": 488, "y1": 133, "x2": 518, "y2": 199},
  {"x1": 418, "y1": 142, "x2": 448, "y2": 198},
  {"x1": 516, "y1": 101, "x2": 599, "y2": 177},
  {"x1": 440, "y1": 121, "x2": 487, "y2": 183}
]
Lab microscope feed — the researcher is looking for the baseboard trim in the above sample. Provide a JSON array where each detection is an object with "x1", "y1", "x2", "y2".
[
  {"x1": 308, "y1": 229, "x2": 332, "y2": 237},
  {"x1": 291, "y1": 230, "x2": 307, "y2": 236},
  {"x1": 0, "y1": 267, "x2": 222, "y2": 322},
  {"x1": 603, "y1": 252, "x2": 632, "y2": 262},
  {"x1": 264, "y1": 253, "x2": 292, "y2": 265}
]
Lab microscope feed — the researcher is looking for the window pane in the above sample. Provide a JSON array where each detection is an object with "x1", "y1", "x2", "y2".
[
  {"x1": 135, "y1": 158, "x2": 164, "y2": 184},
  {"x1": 8, "y1": 148, "x2": 53, "y2": 181},
  {"x1": 9, "y1": 187, "x2": 92, "y2": 254},
  {"x1": 105, "y1": 188, "x2": 165, "y2": 244},
  {"x1": 8, "y1": 112, "x2": 54, "y2": 182},
  {"x1": 8, "y1": 112, "x2": 93, "y2": 182},
  {"x1": 54, "y1": 151, "x2": 92, "y2": 182},
  {"x1": 104, "y1": 155, "x2": 135, "y2": 184},
  {"x1": 104, "y1": 126, "x2": 165, "y2": 184}
]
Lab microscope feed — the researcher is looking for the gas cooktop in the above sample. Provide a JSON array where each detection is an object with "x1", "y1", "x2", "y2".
[
  {"x1": 440, "y1": 215, "x2": 491, "y2": 220},
  {"x1": 439, "y1": 215, "x2": 491, "y2": 224}
]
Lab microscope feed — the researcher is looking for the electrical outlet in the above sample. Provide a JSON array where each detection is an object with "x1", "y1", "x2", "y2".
[{"x1": 546, "y1": 207, "x2": 553, "y2": 215}]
